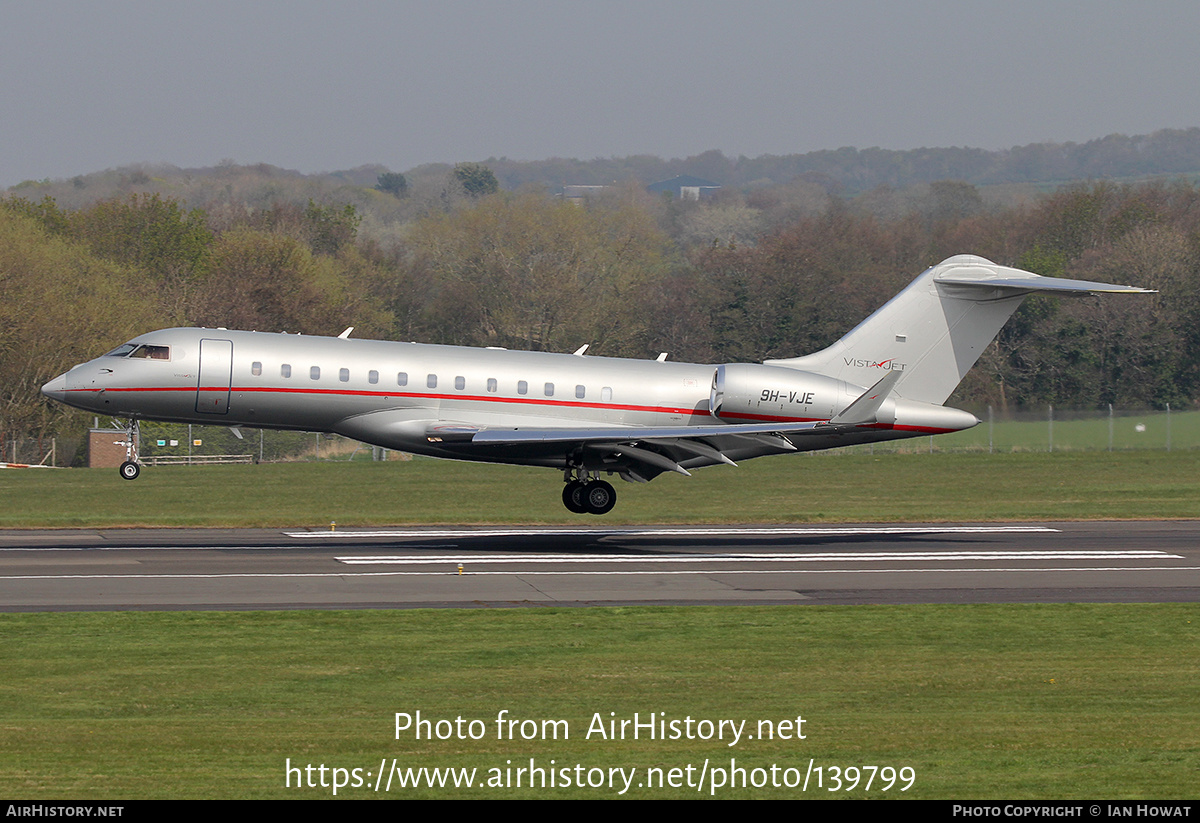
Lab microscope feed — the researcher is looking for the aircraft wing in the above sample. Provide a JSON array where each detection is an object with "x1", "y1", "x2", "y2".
[
  {"x1": 467, "y1": 420, "x2": 841, "y2": 479},
  {"x1": 468, "y1": 420, "x2": 830, "y2": 445},
  {"x1": 341, "y1": 370, "x2": 920, "y2": 481}
]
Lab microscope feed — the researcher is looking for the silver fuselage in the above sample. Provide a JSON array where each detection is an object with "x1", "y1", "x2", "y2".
[{"x1": 42, "y1": 328, "x2": 976, "y2": 471}]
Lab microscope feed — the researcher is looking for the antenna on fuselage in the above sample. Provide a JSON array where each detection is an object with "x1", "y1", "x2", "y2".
[
  {"x1": 338, "y1": 327, "x2": 354, "y2": 339},
  {"x1": 573, "y1": 344, "x2": 589, "y2": 356}
]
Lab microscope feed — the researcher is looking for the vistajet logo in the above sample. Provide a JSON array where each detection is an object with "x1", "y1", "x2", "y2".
[{"x1": 844, "y1": 358, "x2": 905, "y2": 370}]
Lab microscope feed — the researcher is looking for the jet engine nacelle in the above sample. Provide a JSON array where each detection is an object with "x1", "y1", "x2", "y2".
[{"x1": 710, "y1": 363, "x2": 846, "y2": 423}]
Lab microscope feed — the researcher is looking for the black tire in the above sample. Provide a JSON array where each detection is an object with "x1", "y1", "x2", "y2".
[
  {"x1": 584, "y1": 480, "x2": 616, "y2": 515},
  {"x1": 562, "y1": 481, "x2": 588, "y2": 513},
  {"x1": 119, "y1": 461, "x2": 140, "y2": 480}
]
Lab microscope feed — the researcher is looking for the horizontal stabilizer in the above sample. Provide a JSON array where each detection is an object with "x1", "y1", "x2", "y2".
[
  {"x1": 935, "y1": 268, "x2": 1155, "y2": 295},
  {"x1": 765, "y1": 254, "x2": 1154, "y2": 405}
]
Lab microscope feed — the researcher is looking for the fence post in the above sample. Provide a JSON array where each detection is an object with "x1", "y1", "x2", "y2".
[
  {"x1": 988, "y1": 405, "x2": 994, "y2": 454},
  {"x1": 1048, "y1": 404, "x2": 1054, "y2": 452},
  {"x1": 1166, "y1": 403, "x2": 1171, "y2": 452},
  {"x1": 1108, "y1": 404, "x2": 1113, "y2": 452}
]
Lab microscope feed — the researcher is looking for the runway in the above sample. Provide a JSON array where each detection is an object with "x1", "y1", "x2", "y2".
[{"x1": 0, "y1": 521, "x2": 1198, "y2": 611}]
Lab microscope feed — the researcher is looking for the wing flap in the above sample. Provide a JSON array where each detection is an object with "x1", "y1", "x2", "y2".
[{"x1": 468, "y1": 420, "x2": 830, "y2": 446}]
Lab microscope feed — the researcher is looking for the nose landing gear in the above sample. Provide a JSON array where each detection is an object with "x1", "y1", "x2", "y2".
[{"x1": 115, "y1": 419, "x2": 141, "y2": 480}]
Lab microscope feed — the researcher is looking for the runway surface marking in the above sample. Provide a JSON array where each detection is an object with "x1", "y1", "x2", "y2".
[
  {"x1": 337, "y1": 551, "x2": 1181, "y2": 565},
  {"x1": 3, "y1": 568, "x2": 1198, "y2": 581},
  {"x1": 1, "y1": 551, "x2": 1189, "y2": 582},
  {"x1": 0, "y1": 544, "x2": 455, "y2": 553}
]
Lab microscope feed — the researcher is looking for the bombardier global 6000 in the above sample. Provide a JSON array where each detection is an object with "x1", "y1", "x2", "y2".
[{"x1": 42, "y1": 255, "x2": 1152, "y2": 514}]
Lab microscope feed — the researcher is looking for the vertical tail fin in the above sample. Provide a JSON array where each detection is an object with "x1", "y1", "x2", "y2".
[{"x1": 764, "y1": 255, "x2": 1154, "y2": 405}]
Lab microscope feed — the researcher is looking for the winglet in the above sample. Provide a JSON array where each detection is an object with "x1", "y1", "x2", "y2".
[{"x1": 828, "y1": 369, "x2": 903, "y2": 426}]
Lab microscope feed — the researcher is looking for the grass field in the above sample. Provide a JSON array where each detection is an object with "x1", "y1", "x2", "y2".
[
  {"x1": 908, "y1": 407, "x2": 1200, "y2": 453},
  {"x1": 115, "y1": 407, "x2": 1200, "y2": 464},
  {"x1": 3, "y1": 449, "x2": 1200, "y2": 527},
  {"x1": 2, "y1": 605, "x2": 1197, "y2": 799},
  {"x1": 2, "y1": 451, "x2": 1198, "y2": 799}
]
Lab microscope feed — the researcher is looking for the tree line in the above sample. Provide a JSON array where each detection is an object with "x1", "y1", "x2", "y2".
[{"x1": 3, "y1": 172, "x2": 1197, "y2": 453}]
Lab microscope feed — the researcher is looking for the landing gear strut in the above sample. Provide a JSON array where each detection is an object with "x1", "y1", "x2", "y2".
[
  {"x1": 562, "y1": 471, "x2": 616, "y2": 515},
  {"x1": 116, "y1": 419, "x2": 141, "y2": 481}
]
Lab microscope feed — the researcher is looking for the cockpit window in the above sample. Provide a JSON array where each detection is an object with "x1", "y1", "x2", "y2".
[
  {"x1": 128, "y1": 345, "x2": 170, "y2": 360},
  {"x1": 105, "y1": 344, "x2": 138, "y2": 357}
]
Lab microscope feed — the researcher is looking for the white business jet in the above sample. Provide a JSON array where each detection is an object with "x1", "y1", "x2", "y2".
[{"x1": 42, "y1": 255, "x2": 1152, "y2": 514}]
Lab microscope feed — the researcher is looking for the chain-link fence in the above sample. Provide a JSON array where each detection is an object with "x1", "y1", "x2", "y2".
[
  {"x1": 134, "y1": 422, "x2": 398, "y2": 465},
  {"x1": 3, "y1": 425, "x2": 397, "y2": 467},
  {"x1": 0, "y1": 435, "x2": 75, "y2": 467},
  {"x1": 6, "y1": 406, "x2": 1196, "y2": 468},
  {"x1": 834, "y1": 405, "x2": 1196, "y2": 454}
]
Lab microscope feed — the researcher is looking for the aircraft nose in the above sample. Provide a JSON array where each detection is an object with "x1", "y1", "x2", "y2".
[{"x1": 41, "y1": 373, "x2": 67, "y2": 401}]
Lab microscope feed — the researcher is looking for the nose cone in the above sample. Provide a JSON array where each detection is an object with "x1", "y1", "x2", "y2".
[{"x1": 42, "y1": 373, "x2": 68, "y2": 402}]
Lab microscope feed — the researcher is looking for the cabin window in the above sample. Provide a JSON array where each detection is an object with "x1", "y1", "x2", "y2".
[
  {"x1": 368, "y1": 370, "x2": 379, "y2": 384},
  {"x1": 575, "y1": 385, "x2": 585, "y2": 399},
  {"x1": 517, "y1": 380, "x2": 528, "y2": 395},
  {"x1": 397, "y1": 372, "x2": 408, "y2": 387},
  {"x1": 487, "y1": 378, "x2": 497, "y2": 393},
  {"x1": 427, "y1": 374, "x2": 437, "y2": 389},
  {"x1": 310, "y1": 366, "x2": 320, "y2": 380},
  {"x1": 601, "y1": 387, "x2": 612, "y2": 402},
  {"x1": 339, "y1": 368, "x2": 350, "y2": 383},
  {"x1": 455, "y1": 376, "x2": 465, "y2": 390},
  {"x1": 105, "y1": 344, "x2": 138, "y2": 357},
  {"x1": 129, "y1": 344, "x2": 170, "y2": 360},
  {"x1": 544, "y1": 382, "x2": 555, "y2": 397},
  {"x1": 281, "y1": 364, "x2": 292, "y2": 378},
  {"x1": 251, "y1": 362, "x2": 262, "y2": 376}
]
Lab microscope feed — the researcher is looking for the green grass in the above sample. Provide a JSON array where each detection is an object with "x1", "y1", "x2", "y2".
[
  {"x1": 1, "y1": 605, "x2": 1196, "y2": 799},
  {"x1": 923, "y1": 408, "x2": 1200, "y2": 453},
  {"x1": 4, "y1": 450, "x2": 1200, "y2": 527},
  {"x1": 5, "y1": 453, "x2": 1198, "y2": 799}
]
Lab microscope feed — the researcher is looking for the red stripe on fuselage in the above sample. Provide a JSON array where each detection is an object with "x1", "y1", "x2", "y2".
[
  {"x1": 63, "y1": 385, "x2": 712, "y2": 419},
  {"x1": 61, "y1": 385, "x2": 960, "y2": 434}
]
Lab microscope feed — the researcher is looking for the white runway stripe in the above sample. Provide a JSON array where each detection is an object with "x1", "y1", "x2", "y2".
[{"x1": 337, "y1": 550, "x2": 1180, "y2": 565}]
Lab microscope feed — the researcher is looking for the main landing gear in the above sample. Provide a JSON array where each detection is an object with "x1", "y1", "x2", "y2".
[
  {"x1": 116, "y1": 419, "x2": 141, "y2": 481},
  {"x1": 562, "y1": 471, "x2": 616, "y2": 515}
]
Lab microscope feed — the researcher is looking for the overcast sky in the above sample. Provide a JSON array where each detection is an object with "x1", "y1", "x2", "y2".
[{"x1": 2, "y1": 1, "x2": 1198, "y2": 187}]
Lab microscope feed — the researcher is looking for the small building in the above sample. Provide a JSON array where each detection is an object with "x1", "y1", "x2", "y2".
[
  {"x1": 560, "y1": 185, "x2": 609, "y2": 204},
  {"x1": 88, "y1": 428, "x2": 133, "y2": 468},
  {"x1": 646, "y1": 174, "x2": 722, "y2": 201}
]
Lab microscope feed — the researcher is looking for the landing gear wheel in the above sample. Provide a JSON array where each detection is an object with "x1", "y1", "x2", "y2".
[
  {"x1": 119, "y1": 461, "x2": 141, "y2": 480},
  {"x1": 583, "y1": 480, "x2": 616, "y2": 515},
  {"x1": 562, "y1": 481, "x2": 588, "y2": 514}
]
